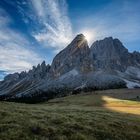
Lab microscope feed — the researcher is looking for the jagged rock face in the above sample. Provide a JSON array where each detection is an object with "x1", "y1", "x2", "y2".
[
  {"x1": 28, "y1": 61, "x2": 51, "y2": 79},
  {"x1": 51, "y1": 34, "x2": 92, "y2": 77},
  {"x1": 3, "y1": 61, "x2": 51, "y2": 83},
  {"x1": 90, "y1": 37, "x2": 132, "y2": 71},
  {"x1": 132, "y1": 51, "x2": 140, "y2": 65},
  {"x1": 0, "y1": 35, "x2": 140, "y2": 102},
  {"x1": 0, "y1": 61, "x2": 51, "y2": 96}
]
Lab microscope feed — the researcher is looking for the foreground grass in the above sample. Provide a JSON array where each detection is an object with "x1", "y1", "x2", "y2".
[{"x1": 0, "y1": 89, "x2": 140, "y2": 140}]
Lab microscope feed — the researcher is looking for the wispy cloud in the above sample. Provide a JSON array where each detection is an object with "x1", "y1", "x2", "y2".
[
  {"x1": 0, "y1": 0, "x2": 73, "y2": 78},
  {"x1": 28, "y1": 0, "x2": 73, "y2": 51},
  {"x1": 0, "y1": 8, "x2": 42, "y2": 74}
]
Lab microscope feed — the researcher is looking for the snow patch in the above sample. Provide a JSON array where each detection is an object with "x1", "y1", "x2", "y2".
[
  {"x1": 59, "y1": 69, "x2": 79, "y2": 80},
  {"x1": 125, "y1": 66, "x2": 140, "y2": 79},
  {"x1": 69, "y1": 69, "x2": 79, "y2": 76},
  {"x1": 122, "y1": 79, "x2": 140, "y2": 89}
]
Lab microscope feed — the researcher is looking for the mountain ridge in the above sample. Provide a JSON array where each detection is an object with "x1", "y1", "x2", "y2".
[{"x1": 0, "y1": 34, "x2": 140, "y2": 102}]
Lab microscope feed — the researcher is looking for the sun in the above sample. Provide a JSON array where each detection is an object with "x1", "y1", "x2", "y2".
[{"x1": 82, "y1": 30, "x2": 96, "y2": 45}]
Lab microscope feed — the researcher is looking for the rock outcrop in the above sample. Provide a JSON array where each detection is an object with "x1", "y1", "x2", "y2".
[
  {"x1": 51, "y1": 34, "x2": 92, "y2": 77},
  {"x1": 90, "y1": 37, "x2": 133, "y2": 71},
  {"x1": 0, "y1": 61, "x2": 51, "y2": 98}
]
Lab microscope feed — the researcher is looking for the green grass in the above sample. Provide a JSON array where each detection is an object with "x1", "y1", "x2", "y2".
[{"x1": 0, "y1": 89, "x2": 140, "y2": 140}]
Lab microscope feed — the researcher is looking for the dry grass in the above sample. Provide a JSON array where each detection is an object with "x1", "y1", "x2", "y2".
[
  {"x1": 101, "y1": 96, "x2": 140, "y2": 115},
  {"x1": 0, "y1": 89, "x2": 140, "y2": 140}
]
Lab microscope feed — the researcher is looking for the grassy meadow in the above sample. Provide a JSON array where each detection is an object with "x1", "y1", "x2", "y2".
[{"x1": 0, "y1": 89, "x2": 140, "y2": 140}]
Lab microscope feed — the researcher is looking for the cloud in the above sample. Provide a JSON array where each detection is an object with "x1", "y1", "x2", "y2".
[
  {"x1": 0, "y1": 44, "x2": 42, "y2": 73},
  {"x1": 29, "y1": 0, "x2": 73, "y2": 50},
  {"x1": 0, "y1": 8, "x2": 43, "y2": 74}
]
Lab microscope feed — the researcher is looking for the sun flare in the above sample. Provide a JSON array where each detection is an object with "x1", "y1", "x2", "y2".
[{"x1": 82, "y1": 30, "x2": 96, "y2": 45}]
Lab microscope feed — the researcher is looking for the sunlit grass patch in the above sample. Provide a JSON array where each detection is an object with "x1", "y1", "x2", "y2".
[{"x1": 101, "y1": 96, "x2": 140, "y2": 115}]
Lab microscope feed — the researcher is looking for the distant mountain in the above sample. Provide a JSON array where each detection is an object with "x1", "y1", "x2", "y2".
[{"x1": 0, "y1": 34, "x2": 140, "y2": 102}]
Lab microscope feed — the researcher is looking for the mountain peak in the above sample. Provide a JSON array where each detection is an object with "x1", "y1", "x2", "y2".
[
  {"x1": 90, "y1": 36, "x2": 130, "y2": 71},
  {"x1": 91, "y1": 36, "x2": 127, "y2": 50},
  {"x1": 72, "y1": 34, "x2": 86, "y2": 42},
  {"x1": 69, "y1": 34, "x2": 88, "y2": 49},
  {"x1": 50, "y1": 34, "x2": 91, "y2": 77},
  {"x1": 103, "y1": 36, "x2": 113, "y2": 41},
  {"x1": 75, "y1": 34, "x2": 85, "y2": 40}
]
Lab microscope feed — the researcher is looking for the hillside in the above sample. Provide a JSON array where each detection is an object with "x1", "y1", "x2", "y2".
[{"x1": 0, "y1": 89, "x2": 140, "y2": 140}]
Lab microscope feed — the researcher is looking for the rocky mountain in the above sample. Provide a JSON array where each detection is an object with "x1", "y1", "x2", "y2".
[
  {"x1": 51, "y1": 34, "x2": 92, "y2": 77},
  {"x1": 90, "y1": 37, "x2": 140, "y2": 71},
  {"x1": 0, "y1": 34, "x2": 140, "y2": 102}
]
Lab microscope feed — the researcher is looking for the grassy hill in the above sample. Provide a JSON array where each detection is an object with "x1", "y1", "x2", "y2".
[{"x1": 0, "y1": 89, "x2": 140, "y2": 140}]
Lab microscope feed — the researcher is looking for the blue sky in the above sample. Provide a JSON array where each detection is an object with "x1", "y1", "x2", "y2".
[{"x1": 0, "y1": 0, "x2": 140, "y2": 80}]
